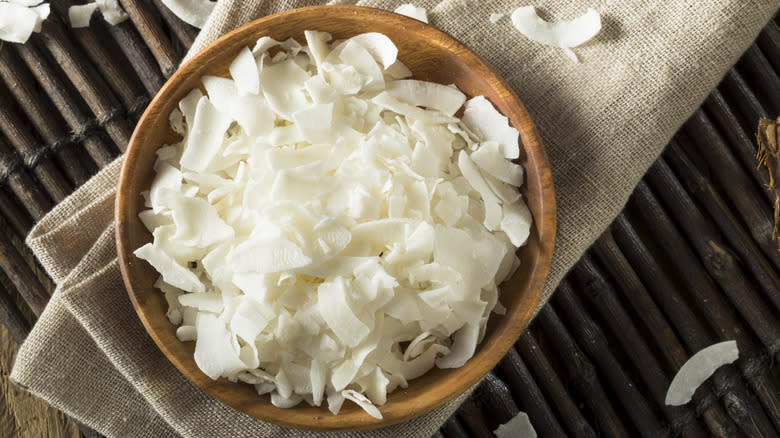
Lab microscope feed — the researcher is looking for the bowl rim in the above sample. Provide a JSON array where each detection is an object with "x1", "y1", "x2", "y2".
[{"x1": 116, "y1": 4, "x2": 556, "y2": 431}]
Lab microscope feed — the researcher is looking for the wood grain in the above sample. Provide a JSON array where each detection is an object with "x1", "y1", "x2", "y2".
[
  {"x1": 0, "y1": 324, "x2": 80, "y2": 438},
  {"x1": 115, "y1": 5, "x2": 555, "y2": 432}
]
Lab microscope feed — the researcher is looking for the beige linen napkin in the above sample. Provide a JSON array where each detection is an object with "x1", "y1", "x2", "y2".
[{"x1": 11, "y1": 1, "x2": 778, "y2": 436}]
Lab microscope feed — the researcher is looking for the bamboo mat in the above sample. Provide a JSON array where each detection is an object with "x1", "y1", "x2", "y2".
[{"x1": 0, "y1": 3, "x2": 777, "y2": 437}]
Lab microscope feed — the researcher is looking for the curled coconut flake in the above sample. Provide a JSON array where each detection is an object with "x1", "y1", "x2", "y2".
[
  {"x1": 394, "y1": 4, "x2": 428, "y2": 23},
  {"x1": 342, "y1": 389, "x2": 382, "y2": 419},
  {"x1": 665, "y1": 340, "x2": 739, "y2": 406},
  {"x1": 511, "y1": 6, "x2": 601, "y2": 61},
  {"x1": 161, "y1": 0, "x2": 215, "y2": 28},
  {"x1": 494, "y1": 412, "x2": 537, "y2": 438},
  {"x1": 348, "y1": 33, "x2": 398, "y2": 69}
]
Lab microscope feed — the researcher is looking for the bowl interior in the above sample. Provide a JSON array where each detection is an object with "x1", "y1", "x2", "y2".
[{"x1": 116, "y1": 5, "x2": 555, "y2": 432}]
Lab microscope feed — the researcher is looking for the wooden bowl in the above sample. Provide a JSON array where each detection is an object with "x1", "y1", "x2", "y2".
[{"x1": 116, "y1": 5, "x2": 556, "y2": 432}]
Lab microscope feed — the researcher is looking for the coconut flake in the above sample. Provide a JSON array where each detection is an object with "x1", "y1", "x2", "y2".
[
  {"x1": 348, "y1": 33, "x2": 398, "y2": 69},
  {"x1": 161, "y1": 0, "x2": 215, "y2": 28},
  {"x1": 394, "y1": 4, "x2": 428, "y2": 23},
  {"x1": 0, "y1": 2, "x2": 41, "y2": 43},
  {"x1": 386, "y1": 80, "x2": 466, "y2": 117},
  {"x1": 342, "y1": 389, "x2": 383, "y2": 419},
  {"x1": 462, "y1": 96, "x2": 519, "y2": 159},
  {"x1": 471, "y1": 141, "x2": 524, "y2": 186},
  {"x1": 95, "y1": 0, "x2": 127, "y2": 25},
  {"x1": 69, "y1": 3, "x2": 99, "y2": 28},
  {"x1": 489, "y1": 13, "x2": 505, "y2": 24},
  {"x1": 134, "y1": 244, "x2": 204, "y2": 293},
  {"x1": 665, "y1": 341, "x2": 739, "y2": 406},
  {"x1": 495, "y1": 412, "x2": 537, "y2": 438},
  {"x1": 229, "y1": 46, "x2": 260, "y2": 95},
  {"x1": 511, "y1": 6, "x2": 601, "y2": 61}
]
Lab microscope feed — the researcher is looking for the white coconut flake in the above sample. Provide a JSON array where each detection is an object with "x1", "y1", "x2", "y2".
[
  {"x1": 394, "y1": 4, "x2": 428, "y2": 23},
  {"x1": 511, "y1": 6, "x2": 601, "y2": 61},
  {"x1": 95, "y1": 0, "x2": 127, "y2": 25},
  {"x1": 136, "y1": 31, "x2": 533, "y2": 419},
  {"x1": 495, "y1": 412, "x2": 537, "y2": 438},
  {"x1": 348, "y1": 33, "x2": 398, "y2": 69},
  {"x1": 161, "y1": 0, "x2": 215, "y2": 28},
  {"x1": 229, "y1": 46, "x2": 260, "y2": 95},
  {"x1": 489, "y1": 13, "x2": 505, "y2": 24},
  {"x1": 462, "y1": 96, "x2": 519, "y2": 159},
  {"x1": 68, "y1": 3, "x2": 99, "y2": 28},
  {"x1": 386, "y1": 80, "x2": 466, "y2": 117},
  {"x1": 0, "y1": 2, "x2": 41, "y2": 43},
  {"x1": 665, "y1": 340, "x2": 739, "y2": 406}
]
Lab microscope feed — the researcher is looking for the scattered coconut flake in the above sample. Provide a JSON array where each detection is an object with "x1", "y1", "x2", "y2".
[
  {"x1": 511, "y1": 6, "x2": 601, "y2": 62},
  {"x1": 136, "y1": 31, "x2": 533, "y2": 419},
  {"x1": 394, "y1": 4, "x2": 428, "y2": 23},
  {"x1": 68, "y1": 0, "x2": 128, "y2": 28},
  {"x1": 161, "y1": 0, "x2": 215, "y2": 28},
  {"x1": 489, "y1": 13, "x2": 505, "y2": 24},
  {"x1": 665, "y1": 340, "x2": 739, "y2": 406},
  {"x1": 495, "y1": 412, "x2": 537, "y2": 438},
  {"x1": 95, "y1": 0, "x2": 127, "y2": 25},
  {"x1": 68, "y1": 3, "x2": 98, "y2": 28},
  {"x1": 0, "y1": 2, "x2": 44, "y2": 43}
]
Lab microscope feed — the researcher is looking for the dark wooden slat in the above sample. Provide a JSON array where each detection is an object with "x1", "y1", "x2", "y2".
[
  {"x1": 648, "y1": 158, "x2": 780, "y2": 320},
  {"x1": 48, "y1": 0, "x2": 154, "y2": 114},
  {"x1": 0, "y1": 220, "x2": 50, "y2": 316},
  {"x1": 717, "y1": 69, "x2": 768, "y2": 133},
  {"x1": 0, "y1": 93, "x2": 72, "y2": 203},
  {"x1": 472, "y1": 373, "x2": 519, "y2": 431},
  {"x1": 33, "y1": 19, "x2": 134, "y2": 149},
  {"x1": 0, "y1": 56, "x2": 98, "y2": 182},
  {"x1": 0, "y1": 189, "x2": 33, "y2": 237},
  {"x1": 535, "y1": 306, "x2": 631, "y2": 437},
  {"x1": 0, "y1": 279, "x2": 31, "y2": 345},
  {"x1": 571, "y1": 256, "x2": 711, "y2": 438},
  {"x1": 105, "y1": 21, "x2": 166, "y2": 97},
  {"x1": 12, "y1": 42, "x2": 120, "y2": 165},
  {"x1": 736, "y1": 45, "x2": 780, "y2": 116},
  {"x1": 516, "y1": 333, "x2": 597, "y2": 438},
  {"x1": 553, "y1": 280, "x2": 666, "y2": 438},
  {"x1": 702, "y1": 90, "x2": 772, "y2": 204},
  {"x1": 663, "y1": 142, "x2": 780, "y2": 311},
  {"x1": 682, "y1": 112, "x2": 780, "y2": 268},
  {"x1": 440, "y1": 416, "x2": 470, "y2": 438},
  {"x1": 151, "y1": 0, "x2": 197, "y2": 51},
  {"x1": 622, "y1": 194, "x2": 780, "y2": 433},
  {"x1": 756, "y1": 26, "x2": 780, "y2": 74},
  {"x1": 593, "y1": 231, "x2": 738, "y2": 437},
  {"x1": 455, "y1": 397, "x2": 494, "y2": 437},
  {"x1": 119, "y1": 0, "x2": 178, "y2": 77},
  {"x1": 496, "y1": 347, "x2": 568, "y2": 437},
  {"x1": 0, "y1": 138, "x2": 52, "y2": 221}
]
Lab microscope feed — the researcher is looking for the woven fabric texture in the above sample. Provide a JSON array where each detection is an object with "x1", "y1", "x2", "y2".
[{"x1": 12, "y1": 0, "x2": 779, "y2": 436}]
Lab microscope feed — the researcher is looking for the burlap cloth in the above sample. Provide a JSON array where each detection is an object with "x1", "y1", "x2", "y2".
[{"x1": 10, "y1": 0, "x2": 778, "y2": 436}]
